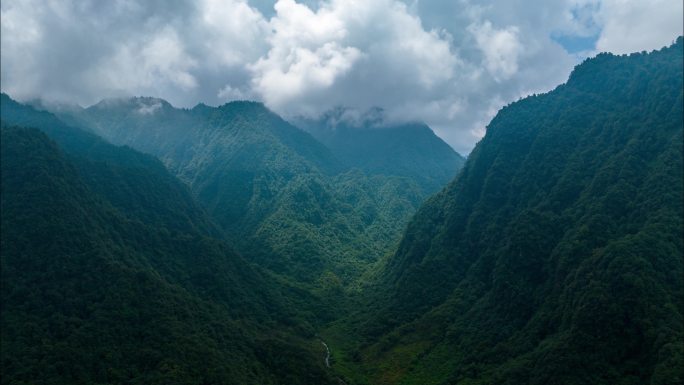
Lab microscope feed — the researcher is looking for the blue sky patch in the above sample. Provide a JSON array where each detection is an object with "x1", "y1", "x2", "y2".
[{"x1": 552, "y1": 33, "x2": 600, "y2": 54}]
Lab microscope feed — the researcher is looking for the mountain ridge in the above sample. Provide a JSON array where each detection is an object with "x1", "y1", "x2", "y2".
[
  {"x1": 322, "y1": 36, "x2": 684, "y2": 385},
  {"x1": 51, "y1": 95, "x2": 463, "y2": 288},
  {"x1": 0, "y1": 111, "x2": 336, "y2": 383},
  {"x1": 294, "y1": 108, "x2": 465, "y2": 195}
]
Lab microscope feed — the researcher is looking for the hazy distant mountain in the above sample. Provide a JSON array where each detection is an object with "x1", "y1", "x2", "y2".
[
  {"x1": 0, "y1": 97, "x2": 336, "y2": 384},
  {"x1": 56, "y1": 99, "x2": 456, "y2": 288},
  {"x1": 325, "y1": 38, "x2": 684, "y2": 385},
  {"x1": 295, "y1": 108, "x2": 465, "y2": 195}
]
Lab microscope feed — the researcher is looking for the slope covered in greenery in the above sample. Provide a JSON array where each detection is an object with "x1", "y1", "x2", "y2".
[
  {"x1": 57, "y1": 99, "x2": 457, "y2": 287},
  {"x1": 296, "y1": 109, "x2": 465, "y2": 195},
  {"x1": 0, "y1": 107, "x2": 335, "y2": 383},
  {"x1": 326, "y1": 38, "x2": 684, "y2": 385}
]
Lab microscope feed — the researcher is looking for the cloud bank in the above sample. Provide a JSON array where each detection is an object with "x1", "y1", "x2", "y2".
[{"x1": 1, "y1": 0, "x2": 682, "y2": 153}]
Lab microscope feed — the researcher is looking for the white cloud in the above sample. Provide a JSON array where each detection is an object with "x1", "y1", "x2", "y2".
[
  {"x1": 140, "y1": 28, "x2": 198, "y2": 90},
  {"x1": 250, "y1": 12, "x2": 363, "y2": 108},
  {"x1": 469, "y1": 20, "x2": 523, "y2": 81},
  {"x1": 217, "y1": 84, "x2": 252, "y2": 100},
  {"x1": 136, "y1": 99, "x2": 163, "y2": 115},
  {"x1": 248, "y1": 0, "x2": 361, "y2": 109},
  {"x1": 1, "y1": 0, "x2": 682, "y2": 154},
  {"x1": 199, "y1": 0, "x2": 269, "y2": 66},
  {"x1": 87, "y1": 26, "x2": 198, "y2": 96},
  {"x1": 594, "y1": 0, "x2": 683, "y2": 54},
  {"x1": 249, "y1": 0, "x2": 458, "y2": 114}
]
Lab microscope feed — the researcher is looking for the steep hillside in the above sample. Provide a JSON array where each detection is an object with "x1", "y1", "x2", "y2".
[
  {"x1": 296, "y1": 109, "x2": 465, "y2": 195},
  {"x1": 56, "y1": 99, "x2": 445, "y2": 287},
  {"x1": 0, "y1": 114, "x2": 334, "y2": 383},
  {"x1": 329, "y1": 38, "x2": 684, "y2": 385}
]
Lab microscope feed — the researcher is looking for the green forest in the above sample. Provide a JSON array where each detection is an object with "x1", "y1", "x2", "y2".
[
  {"x1": 0, "y1": 120, "x2": 336, "y2": 384},
  {"x1": 0, "y1": 31, "x2": 682, "y2": 385},
  {"x1": 321, "y1": 36, "x2": 684, "y2": 385},
  {"x1": 57, "y1": 98, "x2": 463, "y2": 290}
]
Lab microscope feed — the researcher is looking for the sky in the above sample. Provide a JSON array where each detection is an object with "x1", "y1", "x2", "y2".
[{"x1": 1, "y1": 0, "x2": 682, "y2": 154}]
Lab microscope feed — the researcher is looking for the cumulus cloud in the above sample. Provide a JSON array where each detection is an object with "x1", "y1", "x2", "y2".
[
  {"x1": 469, "y1": 20, "x2": 523, "y2": 81},
  {"x1": 249, "y1": 0, "x2": 458, "y2": 115},
  {"x1": 1, "y1": 0, "x2": 682, "y2": 153},
  {"x1": 594, "y1": 0, "x2": 683, "y2": 54},
  {"x1": 198, "y1": 0, "x2": 269, "y2": 66},
  {"x1": 95, "y1": 26, "x2": 198, "y2": 92}
]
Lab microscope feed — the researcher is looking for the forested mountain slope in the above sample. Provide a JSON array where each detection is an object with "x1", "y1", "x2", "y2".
[
  {"x1": 296, "y1": 109, "x2": 465, "y2": 195},
  {"x1": 329, "y1": 38, "x2": 684, "y2": 385},
  {"x1": 55, "y1": 99, "x2": 458, "y2": 286},
  {"x1": 0, "y1": 111, "x2": 335, "y2": 383}
]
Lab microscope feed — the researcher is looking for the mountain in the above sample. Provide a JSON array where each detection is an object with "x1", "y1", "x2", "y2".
[
  {"x1": 0, "y1": 99, "x2": 336, "y2": 384},
  {"x1": 325, "y1": 38, "x2": 684, "y2": 384},
  {"x1": 295, "y1": 108, "x2": 466, "y2": 195},
  {"x1": 56, "y1": 99, "x2": 459, "y2": 288}
]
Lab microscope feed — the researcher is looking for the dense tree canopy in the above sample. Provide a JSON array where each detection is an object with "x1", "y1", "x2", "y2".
[
  {"x1": 1, "y1": 36, "x2": 681, "y2": 385},
  {"x1": 324, "y1": 37, "x2": 684, "y2": 385},
  {"x1": 58, "y1": 98, "x2": 461, "y2": 287},
  {"x1": 0, "y1": 114, "x2": 335, "y2": 384}
]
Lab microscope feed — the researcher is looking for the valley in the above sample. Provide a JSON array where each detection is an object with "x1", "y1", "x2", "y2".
[{"x1": 1, "y1": 32, "x2": 682, "y2": 385}]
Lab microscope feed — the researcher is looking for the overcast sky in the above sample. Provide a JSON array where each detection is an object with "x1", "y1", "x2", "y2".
[{"x1": 1, "y1": 0, "x2": 682, "y2": 153}]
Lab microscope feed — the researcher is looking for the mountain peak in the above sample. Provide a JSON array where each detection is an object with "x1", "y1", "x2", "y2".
[
  {"x1": 216, "y1": 100, "x2": 271, "y2": 115},
  {"x1": 88, "y1": 96, "x2": 173, "y2": 116},
  {"x1": 317, "y1": 106, "x2": 387, "y2": 129},
  {"x1": 567, "y1": 35, "x2": 683, "y2": 88}
]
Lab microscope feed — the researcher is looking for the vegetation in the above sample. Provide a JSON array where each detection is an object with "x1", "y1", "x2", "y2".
[
  {"x1": 0, "y1": 112, "x2": 335, "y2": 384},
  {"x1": 59, "y1": 98, "x2": 462, "y2": 288},
  {"x1": 326, "y1": 38, "x2": 684, "y2": 385},
  {"x1": 0, "y1": 93, "x2": 459, "y2": 383},
  {"x1": 296, "y1": 108, "x2": 465, "y2": 195},
  {"x1": 1, "y1": 37, "x2": 682, "y2": 385}
]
